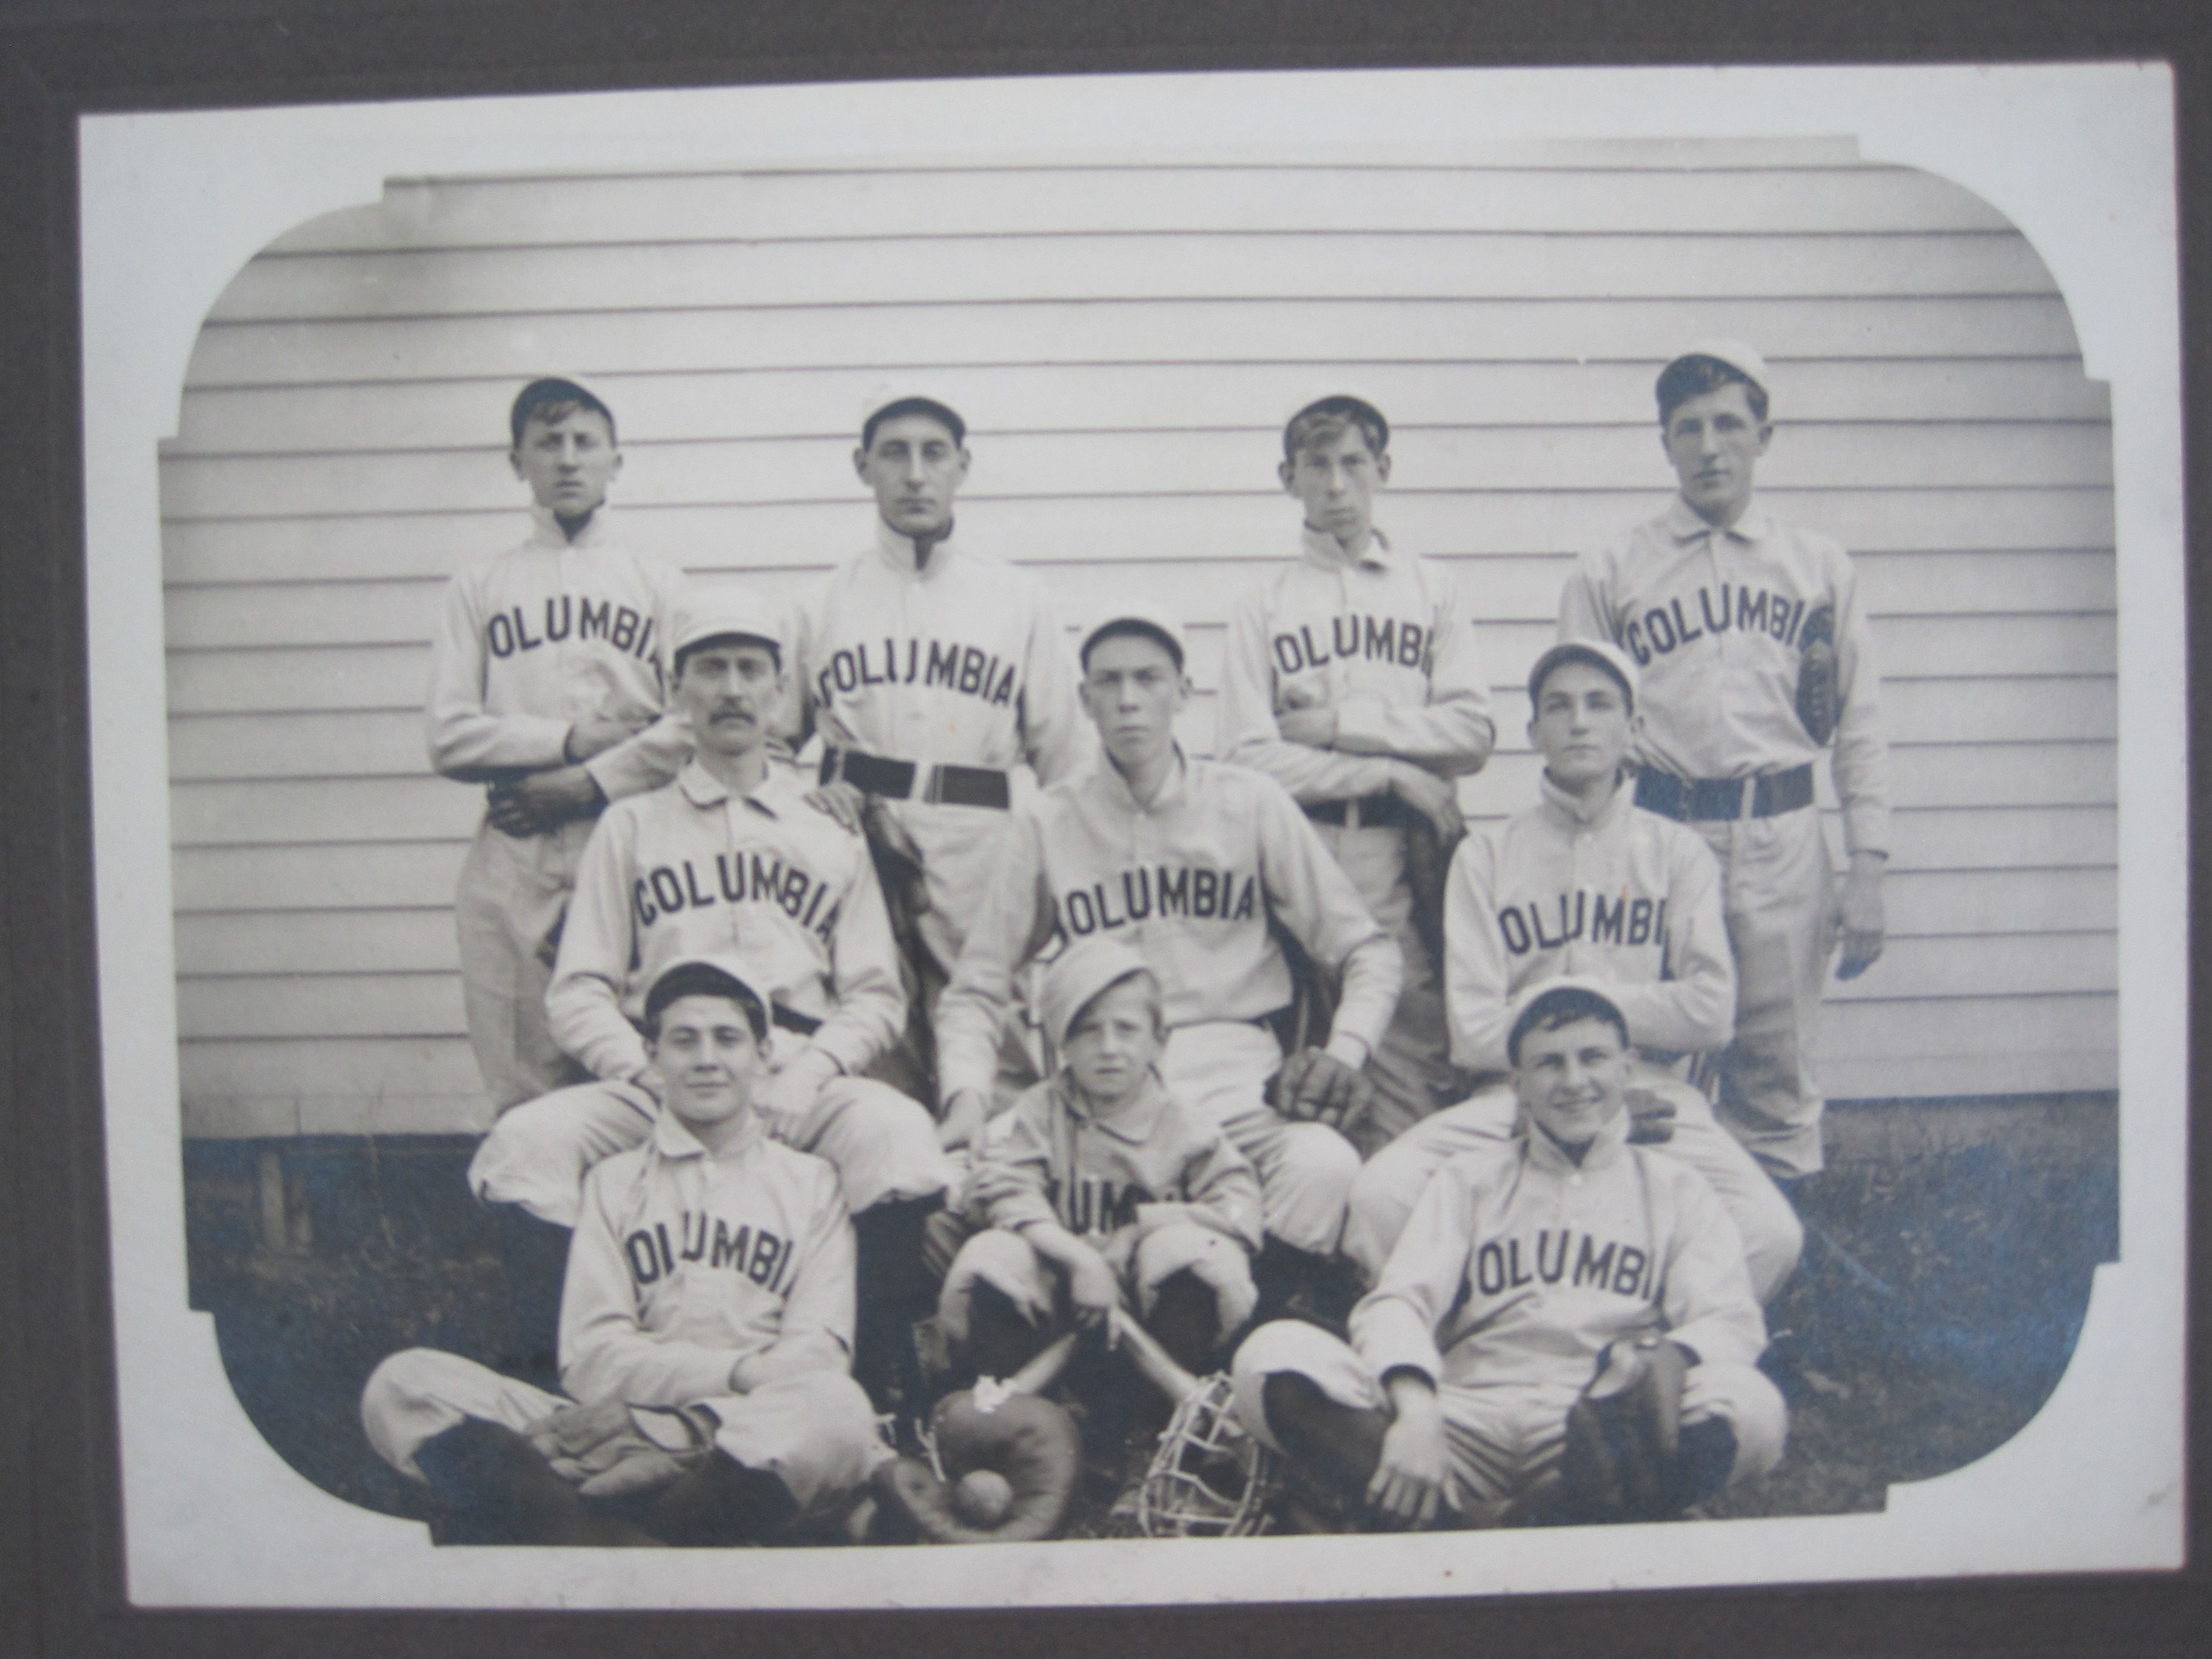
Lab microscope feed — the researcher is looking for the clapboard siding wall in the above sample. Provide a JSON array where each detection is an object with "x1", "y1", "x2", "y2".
[{"x1": 163, "y1": 139, "x2": 2118, "y2": 1138}]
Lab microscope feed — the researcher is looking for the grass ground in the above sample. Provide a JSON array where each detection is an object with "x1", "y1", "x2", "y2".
[{"x1": 182, "y1": 1094, "x2": 2117, "y2": 1538}]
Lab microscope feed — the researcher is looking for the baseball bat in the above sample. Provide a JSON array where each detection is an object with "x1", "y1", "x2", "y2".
[{"x1": 1107, "y1": 1307, "x2": 1205, "y2": 1404}]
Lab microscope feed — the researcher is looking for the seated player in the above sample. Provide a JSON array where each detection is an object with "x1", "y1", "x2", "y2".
[
  {"x1": 1341, "y1": 639, "x2": 1801, "y2": 1301},
  {"x1": 933, "y1": 603, "x2": 1403, "y2": 1321},
  {"x1": 361, "y1": 959, "x2": 885, "y2": 1547},
  {"x1": 468, "y1": 589, "x2": 949, "y2": 1404},
  {"x1": 1232, "y1": 981, "x2": 1787, "y2": 1530},
  {"x1": 937, "y1": 935, "x2": 1264, "y2": 1392}
]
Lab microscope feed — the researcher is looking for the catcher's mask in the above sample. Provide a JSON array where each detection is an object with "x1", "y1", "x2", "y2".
[{"x1": 1135, "y1": 1373, "x2": 1279, "y2": 1539}]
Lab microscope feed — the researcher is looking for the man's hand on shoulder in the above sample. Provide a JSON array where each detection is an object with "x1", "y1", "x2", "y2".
[
  {"x1": 487, "y1": 765, "x2": 605, "y2": 836},
  {"x1": 805, "y1": 779, "x2": 868, "y2": 835},
  {"x1": 565, "y1": 713, "x2": 648, "y2": 764},
  {"x1": 1272, "y1": 1047, "x2": 1372, "y2": 1134}
]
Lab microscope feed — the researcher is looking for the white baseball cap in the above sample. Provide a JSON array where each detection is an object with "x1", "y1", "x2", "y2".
[
  {"x1": 1079, "y1": 600, "x2": 1188, "y2": 672},
  {"x1": 1526, "y1": 638, "x2": 1640, "y2": 711},
  {"x1": 1664, "y1": 338, "x2": 1772, "y2": 400},
  {"x1": 671, "y1": 585, "x2": 784, "y2": 662},
  {"x1": 1040, "y1": 935, "x2": 1159, "y2": 1054}
]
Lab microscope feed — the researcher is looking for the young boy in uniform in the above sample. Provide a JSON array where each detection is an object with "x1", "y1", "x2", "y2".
[
  {"x1": 1218, "y1": 395, "x2": 1495, "y2": 1151},
  {"x1": 468, "y1": 589, "x2": 948, "y2": 1404},
  {"x1": 1558, "y1": 343, "x2": 1891, "y2": 1181},
  {"x1": 1232, "y1": 982, "x2": 1786, "y2": 1530},
  {"x1": 1341, "y1": 640, "x2": 1800, "y2": 1301},
  {"x1": 788, "y1": 396, "x2": 1092, "y2": 1133},
  {"x1": 427, "y1": 378, "x2": 694, "y2": 1113},
  {"x1": 361, "y1": 958, "x2": 885, "y2": 1547},
  {"x1": 934, "y1": 603, "x2": 1401, "y2": 1321},
  {"x1": 937, "y1": 935, "x2": 1264, "y2": 1386}
]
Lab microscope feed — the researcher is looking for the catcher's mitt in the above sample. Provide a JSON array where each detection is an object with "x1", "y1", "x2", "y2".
[
  {"x1": 524, "y1": 1398, "x2": 716, "y2": 1500},
  {"x1": 1794, "y1": 601, "x2": 1840, "y2": 746},
  {"x1": 1134, "y1": 1372, "x2": 1278, "y2": 1538},
  {"x1": 1557, "y1": 1335, "x2": 1689, "y2": 1523},
  {"x1": 873, "y1": 1388, "x2": 1083, "y2": 1544}
]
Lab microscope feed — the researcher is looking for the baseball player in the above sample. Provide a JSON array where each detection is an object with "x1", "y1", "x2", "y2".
[
  {"x1": 467, "y1": 588, "x2": 950, "y2": 1405},
  {"x1": 937, "y1": 935, "x2": 1264, "y2": 1384},
  {"x1": 1218, "y1": 395, "x2": 1495, "y2": 1151},
  {"x1": 1558, "y1": 341, "x2": 1891, "y2": 1181},
  {"x1": 361, "y1": 959, "x2": 885, "y2": 1546},
  {"x1": 1341, "y1": 640, "x2": 1803, "y2": 1301},
  {"x1": 787, "y1": 395, "x2": 1093, "y2": 1130},
  {"x1": 427, "y1": 378, "x2": 693, "y2": 1113},
  {"x1": 1232, "y1": 981, "x2": 1787, "y2": 1530},
  {"x1": 933, "y1": 603, "x2": 1402, "y2": 1322}
]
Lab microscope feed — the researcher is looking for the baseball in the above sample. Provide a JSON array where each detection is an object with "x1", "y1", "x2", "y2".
[{"x1": 951, "y1": 1468, "x2": 1017, "y2": 1528}]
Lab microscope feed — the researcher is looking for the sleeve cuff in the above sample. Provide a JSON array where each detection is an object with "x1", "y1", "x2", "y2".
[{"x1": 1323, "y1": 1033, "x2": 1372, "y2": 1071}]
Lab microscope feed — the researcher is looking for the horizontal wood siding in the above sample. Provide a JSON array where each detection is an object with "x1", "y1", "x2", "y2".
[{"x1": 163, "y1": 142, "x2": 2117, "y2": 1136}]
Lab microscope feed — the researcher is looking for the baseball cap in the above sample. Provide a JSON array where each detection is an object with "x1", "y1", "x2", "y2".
[
  {"x1": 671, "y1": 585, "x2": 784, "y2": 663},
  {"x1": 1664, "y1": 339, "x2": 1771, "y2": 400},
  {"x1": 1040, "y1": 935, "x2": 1159, "y2": 1054},
  {"x1": 643, "y1": 954, "x2": 770, "y2": 1040},
  {"x1": 860, "y1": 393, "x2": 967, "y2": 450},
  {"x1": 1506, "y1": 976, "x2": 1631, "y2": 1067},
  {"x1": 1526, "y1": 638, "x2": 1640, "y2": 711},
  {"x1": 1282, "y1": 393, "x2": 1390, "y2": 458},
  {"x1": 1079, "y1": 600, "x2": 1188, "y2": 672}
]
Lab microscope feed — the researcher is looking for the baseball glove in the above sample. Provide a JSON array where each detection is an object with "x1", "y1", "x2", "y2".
[
  {"x1": 1794, "y1": 601, "x2": 1840, "y2": 746},
  {"x1": 872, "y1": 1388, "x2": 1084, "y2": 1544},
  {"x1": 1557, "y1": 1335, "x2": 1689, "y2": 1523},
  {"x1": 524, "y1": 1398, "x2": 717, "y2": 1500}
]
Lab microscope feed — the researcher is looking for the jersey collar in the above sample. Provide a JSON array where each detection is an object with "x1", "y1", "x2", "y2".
[
  {"x1": 1665, "y1": 495, "x2": 1772, "y2": 546},
  {"x1": 1521, "y1": 1105, "x2": 1633, "y2": 1174},
  {"x1": 1537, "y1": 768, "x2": 1633, "y2": 831},
  {"x1": 874, "y1": 515, "x2": 959, "y2": 575},
  {"x1": 1299, "y1": 523, "x2": 1392, "y2": 570},
  {"x1": 651, "y1": 1102, "x2": 768, "y2": 1161},
  {"x1": 1095, "y1": 742, "x2": 1191, "y2": 814},
  {"x1": 1054, "y1": 1068, "x2": 1172, "y2": 1144},
  {"x1": 677, "y1": 756, "x2": 796, "y2": 815},
  {"x1": 527, "y1": 502, "x2": 612, "y2": 550}
]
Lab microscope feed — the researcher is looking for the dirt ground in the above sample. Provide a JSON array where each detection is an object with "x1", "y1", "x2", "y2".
[{"x1": 181, "y1": 1093, "x2": 2117, "y2": 1538}]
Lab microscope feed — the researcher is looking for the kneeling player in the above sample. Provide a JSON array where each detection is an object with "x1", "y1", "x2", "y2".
[
  {"x1": 362, "y1": 959, "x2": 885, "y2": 1546},
  {"x1": 937, "y1": 936, "x2": 1264, "y2": 1391},
  {"x1": 1233, "y1": 982, "x2": 1786, "y2": 1530},
  {"x1": 1342, "y1": 640, "x2": 1800, "y2": 1301}
]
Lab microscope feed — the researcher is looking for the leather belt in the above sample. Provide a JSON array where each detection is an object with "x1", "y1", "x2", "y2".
[
  {"x1": 819, "y1": 747, "x2": 1011, "y2": 811},
  {"x1": 772, "y1": 1004, "x2": 822, "y2": 1037},
  {"x1": 1634, "y1": 763, "x2": 1815, "y2": 822},
  {"x1": 1304, "y1": 791, "x2": 1419, "y2": 833}
]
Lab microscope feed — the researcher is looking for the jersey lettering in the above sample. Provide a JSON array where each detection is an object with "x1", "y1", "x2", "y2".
[
  {"x1": 487, "y1": 594, "x2": 655, "y2": 663},
  {"x1": 1498, "y1": 891, "x2": 1666, "y2": 956},
  {"x1": 1045, "y1": 1173, "x2": 1151, "y2": 1236},
  {"x1": 625, "y1": 1210, "x2": 794, "y2": 1295},
  {"x1": 632, "y1": 852, "x2": 843, "y2": 945},
  {"x1": 1476, "y1": 1230, "x2": 1657, "y2": 1299},
  {"x1": 817, "y1": 637, "x2": 1021, "y2": 711},
  {"x1": 1055, "y1": 865, "x2": 1260, "y2": 938},
  {"x1": 1269, "y1": 613, "x2": 1433, "y2": 676},
  {"x1": 1617, "y1": 583, "x2": 1810, "y2": 666}
]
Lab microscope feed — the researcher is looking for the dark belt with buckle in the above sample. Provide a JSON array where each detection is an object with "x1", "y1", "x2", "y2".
[
  {"x1": 1304, "y1": 791, "x2": 1419, "y2": 833},
  {"x1": 772, "y1": 1004, "x2": 822, "y2": 1037},
  {"x1": 820, "y1": 747, "x2": 1011, "y2": 811},
  {"x1": 1634, "y1": 763, "x2": 1815, "y2": 822}
]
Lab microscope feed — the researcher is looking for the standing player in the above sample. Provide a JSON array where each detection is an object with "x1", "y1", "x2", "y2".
[
  {"x1": 1559, "y1": 342, "x2": 1891, "y2": 1181},
  {"x1": 363, "y1": 958, "x2": 885, "y2": 1546},
  {"x1": 468, "y1": 590, "x2": 949, "y2": 1405},
  {"x1": 787, "y1": 396, "x2": 1093, "y2": 1133},
  {"x1": 1233, "y1": 982, "x2": 1786, "y2": 1530},
  {"x1": 427, "y1": 378, "x2": 692, "y2": 1112},
  {"x1": 934, "y1": 603, "x2": 1402, "y2": 1320},
  {"x1": 1341, "y1": 640, "x2": 1801, "y2": 1301},
  {"x1": 1218, "y1": 395, "x2": 1495, "y2": 1150}
]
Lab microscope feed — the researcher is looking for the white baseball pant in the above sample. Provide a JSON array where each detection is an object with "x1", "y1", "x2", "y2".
[{"x1": 454, "y1": 817, "x2": 597, "y2": 1114}]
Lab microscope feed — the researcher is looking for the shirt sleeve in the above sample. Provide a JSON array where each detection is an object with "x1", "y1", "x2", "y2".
[
  {"x1": 977, "y1": 1092, "x2": 1063, "y2": 1233},
  {"x1": 732, "y1": 1168, "x2": 859, "y2": 1389},
  {"x1": 559, "y1": 1165, "x2": 743, "y2": 1407},
  {"x1": 1253, "y1": 775, "x2": 1403, "y2": 1066},
  {"x1": 1654, "y1": 1160, "x2": 1769, "y2": 1370},
  {"x1": 1825, "y1": 543, "x2": 1893, "y2": 859},
  {"x1": 546, "y1": 808, "x2": 652, "y2": 1083},
  {"x1": 581, "y1": 557, "x2": 695, "y2": 802},
  {"x1": 1331, "y1": 561, "x2": 1497, "y2": 775},
  {"x1": 1162, "y1": 1125, "x2": 1264, "y2": 1252},
  {"x1": 425, "y1": 566, "x2": 572, "y2": 780},
  {"x1": 807, "y1": 832, "x2": 908, "y2": 1076},
  {"x1": 1348, "y1": 1159, "x2": 1475, "y2": 1384},
  {"x1": 1017, "y1": 580, "x2": 1096, "y2": 786},
  {"x1": 933, "y1": 807, "x2": 1059, "y2": 1101},
  {"x1": 1557, "y1": 546, "x2": 1621, "y2": 646},
  {"x1": 1216, "y1": 579, "x2": 1399, "y2": 801},
  {"x1": 1443, "y1": 826, "x2": 1515, "y2": 1074},
  {"x1": 1603, "y1": 825, "x2": 1735, "y2": 1055}
]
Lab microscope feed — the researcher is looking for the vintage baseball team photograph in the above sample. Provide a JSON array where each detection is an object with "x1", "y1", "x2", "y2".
[{"x1": 81, "y1": 63, "x2": 2181, "y2": 1607}]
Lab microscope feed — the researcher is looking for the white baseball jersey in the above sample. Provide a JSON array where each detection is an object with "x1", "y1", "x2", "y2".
[
  {"x1": 1446, "y1": 773, "x2": 1736, "y2": 1075},
  {"x1": 788, "y1": 520, "x2": 1091, "y2": 787},
  {"x1": 1353, "y1": 1113, "x2": 1767, "y2": 1395},
  {"x1": 560, "y1": 1108, "x2": 856, "y2": 1406},
  {"x1": 1217, "y1": 526, "x2": 1495, "y2": 798},
  {"x1": 975, "y1": 1071, "x2": 1264, "y2": 1252},
  {"x1": 546, "y1": 759, "x2": 905, "y2": 1085},
  {"x1": 1557, "y1": 495, "x2": 1891, "y2": 857},
  {"x1": 934, "y1": 751, "x2": 1404, "y2": 1099},
  {"x1": 426, "y1": 505, "x2": 692, "y2": 803}
]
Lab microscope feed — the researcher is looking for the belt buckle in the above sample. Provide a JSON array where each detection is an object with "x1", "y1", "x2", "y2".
[
  {"x1": 921, "y1": 765, "x2": 943, "y2": 807},
  {"x1": 1738, "y1": 776, "x2": 1760, "y2": 821},
  {"x1": 1345, "y1": 796, "x2": 1364, "y2": 830}
]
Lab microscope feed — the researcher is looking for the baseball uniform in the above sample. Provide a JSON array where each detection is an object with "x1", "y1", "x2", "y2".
[
  {"x1": 1560, "y1": 496, "x2": 1891, "y2": 1176},
  {"x1": 427, "y1": 504, "x2": 692, "y2": 1111},
  {"x1": 934, "y1": 748, "x2": 1403, "y2": 1255},
  {"x1": 365, "y1": 1108, "x2": 884, "y2": 1518},
  {"x1": 938, "y1": 1068, "x2": 1265, "y2": 1346},
  {"x1": 1233, "y1": 1111, "x2": 1786, "y2": 1523},
  {"x1": 1342, "y1": 772, "x2": 1802, "y2": 1299},
  {"x1": 1218, "y1": 526, "x2": 1495, "y2": 1150},
  {"x1": 468, "y1": 757, "x2": 948, "y2": 1228}
]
